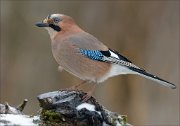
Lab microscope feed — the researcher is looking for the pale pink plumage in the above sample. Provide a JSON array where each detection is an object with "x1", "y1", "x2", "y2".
[{"x1": 36, "y1": 13, "x2": 176, "y2": 89}]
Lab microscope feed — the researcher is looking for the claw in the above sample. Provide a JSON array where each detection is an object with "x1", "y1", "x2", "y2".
[{"x1": 82, "y1": 84, "x2": 96, "y2": 102}]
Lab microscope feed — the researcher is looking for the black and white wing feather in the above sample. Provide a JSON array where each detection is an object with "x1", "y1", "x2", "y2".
[{"x1": 80, "y1": 48, "x2": 176, "y2": 89}]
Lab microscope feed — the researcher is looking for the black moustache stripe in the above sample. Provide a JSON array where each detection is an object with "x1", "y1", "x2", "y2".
[{"x1": 49, "y1": 24, "x2": 61, "y2": 32}]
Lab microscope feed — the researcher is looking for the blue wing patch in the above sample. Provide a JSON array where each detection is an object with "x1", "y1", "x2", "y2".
[{"x1": 80, "y1": 49, "x2": 103, "y2": 61}]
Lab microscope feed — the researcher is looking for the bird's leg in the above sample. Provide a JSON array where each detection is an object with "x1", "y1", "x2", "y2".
[
  {"x1": 82, "y1": 84, "x2": 96, "y2": 102},
  {"x1": 67, "y1": 80, "x2": 87, "y2": 90}
]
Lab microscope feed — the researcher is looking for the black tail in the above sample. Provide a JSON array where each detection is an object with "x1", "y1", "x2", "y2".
[{"x1": 129, "y1": 67, "x2": 176, "y2": 89}]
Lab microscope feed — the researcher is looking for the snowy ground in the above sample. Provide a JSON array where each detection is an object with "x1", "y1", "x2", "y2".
[{"x1": 0, "y1": 114, "x2": 39, "y2": 126}]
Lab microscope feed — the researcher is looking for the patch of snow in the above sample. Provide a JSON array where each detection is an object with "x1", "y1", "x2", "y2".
[
  {"x1": 76, "y1": 103, "x2": 101, "y2": 115},
  {"x1": 116, "y1": 120, "x2": 122, "y2": 126},
  {"x1": 0, "y1": 114, "x2": 39, "y2": 126},
  {"x1": 102, "y1": 121, "x2": 122, "y2": 126},
  {"x1": 103, "y1": 121, "x2": 110, "y2": 126},
  {"x1": 76, "y1": 103, "x2": 95, "y2": 111}
]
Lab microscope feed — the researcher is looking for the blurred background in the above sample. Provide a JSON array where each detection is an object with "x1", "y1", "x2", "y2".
[{"x1": 0, "y1": 1, "x2": 179, "y2": 125}]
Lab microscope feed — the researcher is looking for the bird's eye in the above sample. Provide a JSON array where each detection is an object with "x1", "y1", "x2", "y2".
[{"x1": 53, "y1": 18, "x2": 60, "y2": 23}]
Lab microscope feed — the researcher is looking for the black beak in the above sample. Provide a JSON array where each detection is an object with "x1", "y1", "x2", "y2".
[{"x1": 35, "y1": 22, "x2": 49, "y2": 27}]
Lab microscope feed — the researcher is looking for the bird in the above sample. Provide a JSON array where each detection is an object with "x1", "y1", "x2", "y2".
[{"x1": 35, "y1": 13, "x2": 176, "y2": 93}]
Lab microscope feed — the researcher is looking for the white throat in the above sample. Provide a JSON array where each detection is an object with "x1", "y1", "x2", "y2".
[{"x1": 45, "y1": 27, "x2": 58, "y2": 40}]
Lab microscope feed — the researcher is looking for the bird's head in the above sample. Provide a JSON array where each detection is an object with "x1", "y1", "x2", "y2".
[
  {"x1": 36, "y1": 14, "x2": 63, "y2": 31},
  {"x1": 36, "y1": 14, "x2": 78, "y2": 39}
]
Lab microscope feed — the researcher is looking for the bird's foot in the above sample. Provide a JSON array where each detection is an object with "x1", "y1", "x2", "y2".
[
  {"x1": 82, "y1": 84, "x2": 96, "y2": 102},
  {"x1": 66, "y1": 80, "x2": 86, "y2": 91},
  {"x1": 82, "y1": 93, "x2": 92, "y2": 102}
]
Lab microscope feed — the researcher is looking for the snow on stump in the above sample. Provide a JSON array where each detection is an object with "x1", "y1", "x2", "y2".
[{"x1": 0, "y1": 90, "x2": 132, "y2": 126}]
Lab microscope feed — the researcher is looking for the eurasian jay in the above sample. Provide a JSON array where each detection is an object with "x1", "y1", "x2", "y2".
[{"x1": 36, "y1": 14, "x2": 176, "y2": 90}]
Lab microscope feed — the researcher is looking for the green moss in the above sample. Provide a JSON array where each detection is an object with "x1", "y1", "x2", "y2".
[
  {"x1": 41, "y1": 110, "x2": 65, "y2": 126},
  {"x1": 111, "y1": 115, "x2": 128, "y2": 126},
  {"x1": 111, "y1": 117, "x2": 117, "y2": 126},
  {"x1": 121, "y1": 115, "x2": 127, "y2": 125}
]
